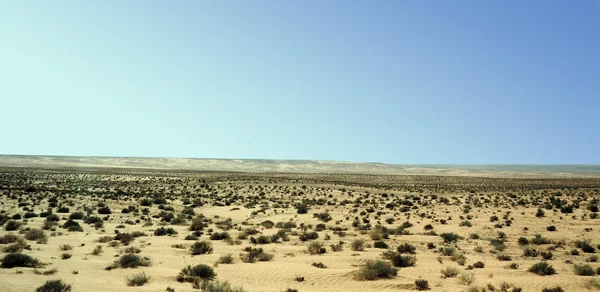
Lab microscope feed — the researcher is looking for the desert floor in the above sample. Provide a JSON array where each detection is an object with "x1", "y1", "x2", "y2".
[{"x1": 2, "y1": 169, "x2": 600, "y2": 292}]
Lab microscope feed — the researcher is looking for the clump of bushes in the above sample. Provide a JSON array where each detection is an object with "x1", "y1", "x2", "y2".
[
  {"x1": 574, "y1": 264, "x2": 596, "y2": 276},
  {"x1": 415, "y1": 279, "x2": 430, "y2": 290},
  {"x1": 154, "y1": 227, "x2": 178, "y2": 236},
  {"x1": 190, "y1": 241, "x2": 213, "y2": 255},
  {"x1": 126, "y1": 272, "x2": 151, "y2": 286},
  {"x1": 35, "y1": 279, "x2": 72, "y2": 292},
  {"x1": 1, "y1": 252, "x2": 42, "y2": 268},
  {"x1": 240, "y1": 247, "x2": 273, "y2": 263},
  {"x1": 528, "y1": 261, "x2": 556, "y2": 276},
  {"x1": 200, "y1": 280, "x2": 247, "y2": 292},
  {"x1": 177, "y1": 264, "x2": 216, "y2": 283},
  {"x1": 307, "y1": 241, "x2": 326, "y2": 255},
  {"x1": 350, "y1": 239, "x2": 366, "y2": 251},
  {"x1": 354, "y1": 260, "x2": 398, "y2": 281},
  {"x1": 107, "y1": 254, "x2": 151, "y2": 269},
  {"x1": 391, "y1": 254, "x2": 417, "y2": 267}
]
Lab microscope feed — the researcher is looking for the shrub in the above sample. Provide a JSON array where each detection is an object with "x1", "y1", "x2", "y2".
[
  {"x1": 397, "y1": 242, "x2": 416, "y2": 254},
  {"x1": 177, "y1": 264, "x2": 216, "y2": 282},
  {"x1": 531, "y1": 234, "x2": 551, "y2": 245},
  {"x1": 36, "y1": 279, "x2": 72, "y2": 292},
  {"x1": 190, "y1": 241, "x2": 213, "y2": 255},
  {"x1": 312, "y1": 262, "x2": 327, "y2": 269},
  {"x1": 307, "y1": 241, "x2": 326, "y2": 255},
  {"x1": 415, "y1": 279, "x2": 430, "y2": 290},
  {"x1": 0, "y1": 234, "x2": 22, "y2": 244},
  {"x1": 126, "y1": 272, "x2": 151, "y2": 286},
  {"x1": 574, "y1": 264, "x2": 596, "y2": 276},
  {"x1": 373, "y1": 241, "x2": 388, "y2": 249},
  {"x1": 210, "y1": 232, "x2": 231, "y2": 240},
  {"x1": 546, "y1": 225, "x2": 556, "y2": 231},
  {"x1": 1, "y1": 253, "x2": 42, "y2": 268},
  {"x1": 458, "y1": 272, "x2": 475, "y2": 285},
  {"x1": 189, "y1": 216, "x2": 206, "y2": 231},
  {"x1": 69, "y1": 212, "x2": 85, "y2": 220},
  {"x1": 218, "y1": 253, "x2": 234, "y2": 264},
  {"x1": 391, "y1": 254, "x2": 416, "y2": 267},
  {"x1": 154, "y1": 227, "x2": 178, "y2": 236},
  {"x1": 440, "y1": 233, "x2": 461, "y2": 243},
  {"x1": 528, "y1": 262, "x2": 556, "y2": 276},
  {"x1": 4, "y1": 220, "x2": 22, "y2": 231},
  {"x1": 440, "y1": 266, "x2": 459, "y2": 278},
  {"x1": 199, "y1": 280, "x2": 247, "y2": 292},
  {"x1": 541, "y1": 288, "x2": 564, "y2": 292},
  {"x1": 299, "y1": 231, "x2": 319, "y2": 242},
  {"x1": 576, "y1": 240, "x2": 596, "y2": 253},
  {"x1": 111, "y1": 254, "x2": 151, "y2": 269},
  {"x1": 350, "y1": 239, "x2": 366, "y2": 251},
  {"x1": 61, "y1": 253, "x2": 72, "y2": 260},
  {"x1": 240, "y1": 247, "x2": 273, "y2": 263},
  {"x1": 25, "y1": 228, "x2": 47, "y2": 243},
  {"x1": 473, "y1": 261, "x2": 484, "y2": 268},
  {"x1": 354, "y1": 260, "x2": 398, "y2": 281}
]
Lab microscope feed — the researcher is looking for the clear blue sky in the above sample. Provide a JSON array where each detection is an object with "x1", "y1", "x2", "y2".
[{"x1": 1, "y1": 1, "x2": 598, "y2": 164}]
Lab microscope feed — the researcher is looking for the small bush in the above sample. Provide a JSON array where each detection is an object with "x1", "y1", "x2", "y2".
[
  {"x1": 190, "y1": 241, "x2": 213, "y2": 255},
  {"x1": 415, "y1": 279, "x2": 430, "y2": 290},
  {"x1": 312, "y1": 262, "x2": 327, "y2": 269},
  {"x1": 354, "y1": 260, "x2": 398, "y2": 281},
  {"x1": 110, "y1": 254, "x2": 151, "y2": 269},
  {"x1": 528, "y1": 261, "x2": 556, "y2": 276},
  {"x1": 218, "y1": 253, "x2": 234, "y2": 264},
  {"x1": 373, "y1": 241, "x2": 388, "y2": 249},
  {"x1": 4, "y1": 220, "x2": 22, "y2": 231},
  {"x1": 391, "y1": 254, "x2": 416, "y2": 267},
  {"x1": 441, "y1": 266, "x2": 460, "y2": 278},
  {"x1": 350, "y1": 239, "x2": 366, "y2": 251},
  {"x1": 574, "y1": 264, "x2": 596, "y2": 276},
  {"x1": 126, "y1": 272, "x2": 151, "y2": 286},
  {"x1": 177, "y1": 264, "x2": 216, "y2": 282},
  {"x1": 397, "y1": 242, "x2": 416, "y2": 254},
  {"x1": 458, "y1": 272, "x2": 475, "y2": 285},
  {"x1": 307, "y1": 241, "x2": 326, "y2": 255},
  {"x1": 200, "y1": 280, "x2": 247, "y2": 292},
  {"x1": 1, "y1": 253, "x2": 42, "y2": 268},
  {"x1": 541, "y1": 287, "x2": 564, "y2": 292},
  {"x1": 35, "y1": 279, "x2": 72, "y2": 292},
  {"x1": 440, "y1": 232, "x2": 461, "y2": 243}
]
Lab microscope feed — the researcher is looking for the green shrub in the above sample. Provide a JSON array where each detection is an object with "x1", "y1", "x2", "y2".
[
  {"x1": 354, "y1": 260, "x2": 398, "y2": 281},
  {"x1": 307, "y1": 241, "x2": 326, "y2": 255},
  {"x1": 126, "y1": 272, "x2": 151, "y2": 286},
  {"x1": 154, "y1": 227, "x2": 178, "y2": 236},
  {"x1": 373, "y1": 241, "x2": 388, "y2": 249},
  {"x1": 35, "y1": 279, "x2": 72, "y2": 292},
  {"x1": 1, "y1": 252, "x2": 42, "y2": 268},
  {"x1": 177, "y1": 264, "x2": 216, "y2": 282},
  {"x1": 210, "y1": 232, "x2": 231, "y2": 240},
  {"x1": 4, "y1": 220, "x2": 22, "y2": 231},
  {"x1": 350, "y1": 239, "x2": 366, "y2": 251},
  {"x1": 440, "y1": 266, "x2": 459, "y2": 278},
  {"x1": 218, "y1": 253, "x2": 234, "y2": 264},
  {"x1": 391, "y1": 254, "x2": 416, "y2": 267},
  {"x1": 200, "y1": 280, "x2": 247, "y2": 292},
  {"x1": 528, "y1": 261, "x2": 556, "y2": 276},
  {"x1": 440, "y1": 233, "x2": 461, "y2": 243},
  {"x1": 415, "y1": 279, "x2": 430, "y2": 290},
  {"x1": 240, "y1": 247, "x2": 273, "y2": 263},
  {"x1": 397, "y1": 242, "x2": 416, "y2": 254},
  {"x1": 110, "y1": 254, "x2": 151, "y2": 269},
  {"x1": 25, "y1": 228, "x2": 47, "y2": 243},
  {"x1": 574, "y1": 264, "x2": 596, "y2": 276},
  {"x1": 541, "y1": 287, "x2": 564, "y2": 292},
  {"x1": 0, "y1": 234, "x2": 22, "y2": 244},
  {"x1": 190, "y1": 241, "x2": 213, "y2": 255}
]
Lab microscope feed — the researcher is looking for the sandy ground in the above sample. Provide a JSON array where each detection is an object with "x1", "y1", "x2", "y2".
[{"x1": 1, "y1": 170, "x2": 600, "y2": 292}]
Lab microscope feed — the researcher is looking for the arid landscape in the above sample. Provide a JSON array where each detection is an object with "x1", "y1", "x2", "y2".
[{"x1": 2, "y1": 158, "x2": 600, "y2": 292}]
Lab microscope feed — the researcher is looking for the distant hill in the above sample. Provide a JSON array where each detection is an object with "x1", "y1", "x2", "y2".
[{"x1": 0, "y1": 155, "x2": 599, "y2": 178}]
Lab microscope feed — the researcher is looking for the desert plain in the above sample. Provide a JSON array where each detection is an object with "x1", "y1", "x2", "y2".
[{"x1": 2, "y1": 159, "x2": 600, "y2": 292}]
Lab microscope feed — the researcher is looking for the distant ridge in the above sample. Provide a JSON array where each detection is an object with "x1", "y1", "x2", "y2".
[{"x1": 0, "y1": 155, "x2": 599, "y2": 178}]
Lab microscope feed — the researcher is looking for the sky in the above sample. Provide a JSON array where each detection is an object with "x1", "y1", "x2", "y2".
[{"x1": 0, "y1": 1, "x2": 599, "y2": 164}]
